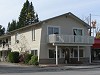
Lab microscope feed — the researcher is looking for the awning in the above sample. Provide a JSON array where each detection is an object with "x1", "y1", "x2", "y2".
[{"x1": 92, "y1": 38, "x2": 100, "y2": 49}]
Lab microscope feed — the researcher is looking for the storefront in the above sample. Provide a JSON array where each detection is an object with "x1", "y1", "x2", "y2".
[{"x1": 92, "y1": 38, "x2": 100, "y2": 60}]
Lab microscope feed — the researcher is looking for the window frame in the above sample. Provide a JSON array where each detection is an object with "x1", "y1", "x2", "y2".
[
  {"x1": 72, "y1": 48, "x2": 84, "y2": 58},
  {"x1": 72, "y1": 28, "x2": 84, "y2": 36},
  {"x1": 48, "y1": 48, "x2": 60, "y2": 59},
  {"x1": 32, "y1": 28, "x2": 35, "y2": 41},
  {"x1": 15, "y1": 33, "x2": 19, "y2": 43},
  {"x1": 47, "y1": 26, "x2": 60, "y2": 35},
  {"x1": 31, "y1": 50, "x2": 38, "y2": 56}
]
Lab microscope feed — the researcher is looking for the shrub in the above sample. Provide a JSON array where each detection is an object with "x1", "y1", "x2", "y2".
[
  {"x1": 8, "y1": 52, "x2": 19, "y2": 63},
  {"x1": 24, "y1": 54, "x2": 33, "y2": 64},
  {"x1": 29, "y1": 56, "x2": 39, "y2": 66},
  {"x1": 19, "y1": 54, "x2": 24, "y2": 63}
]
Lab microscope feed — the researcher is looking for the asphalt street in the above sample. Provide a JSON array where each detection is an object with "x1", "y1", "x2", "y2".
[{"x1": 0, "y1": 62, "x2": 100, "y2": 75}]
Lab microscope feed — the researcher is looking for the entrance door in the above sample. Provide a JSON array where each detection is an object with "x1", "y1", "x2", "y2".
[{"x1": 64, "y1": 48, "x2": 70, "y2": 63}]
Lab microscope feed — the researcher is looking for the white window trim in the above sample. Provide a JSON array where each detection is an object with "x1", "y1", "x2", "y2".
[
  {"x1": 15, "y1": 32, "x2": 19, "y2": 43},
  {"x1": 70, "y1": 48, "x2": 85, "y2": 58},
  {"x1": 72, "y1": 27, "x2": 84, "y2": 36},
  {"x1": 47, "y1": 25, "x2": 61, "y2": 35},
  {"x1": 30, "y1": 49, "x2": 38, "y2": 55},
  {"x1": 32, "y1": 28, "x2": 35, "y2": 41}
]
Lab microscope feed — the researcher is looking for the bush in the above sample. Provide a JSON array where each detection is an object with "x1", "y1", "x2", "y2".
[
  {"x1": 8, "y1": 52, "x2": 19, "y2": 63},
  {"x1": 24, "y1": 54, "x2": 33, "y2": 64},
  {"x1": 29, "y1": 56, "x2": 39, "y2": 66},
  {"x1": 19, "y1": 54, "x2": 24, "y2": 63}
]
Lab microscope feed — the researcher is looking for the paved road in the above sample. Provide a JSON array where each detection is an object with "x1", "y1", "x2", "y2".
[
  {"x1": 0, "y1": 62, "x2": 100, "y2": 75},
  {"x1": 1, "y1": 68, "x2": 100, "y2": 75}
]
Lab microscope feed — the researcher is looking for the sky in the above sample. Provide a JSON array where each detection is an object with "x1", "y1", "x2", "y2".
[{"x1": 0, "y1": 0, "x2": 100, "y2": 30}]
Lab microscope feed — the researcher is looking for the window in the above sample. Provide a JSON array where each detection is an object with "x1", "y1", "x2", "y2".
[
  {"x1": 74, "y1": 50, "x2": 78, "y2": 57},
  {"x1": 61, "y1": 50, "x2": 65, "y2": 58},
  {"x1": 32, "y1": 28, "x2": 35, "y2": 41},
  {"x1": 15, "y1": 33, "x2": 18, "y2": 43},
  {"x1": 73, "y1": 29, "x2": 83, "y2": 36},
  {"x1": 79, "y1": 49, "x2": 84, "y2": 57},
  {"x1": 49, "y1": 49, "x2": 55, "y2": 58},
  {"x1": 48, "y1": 26, "x2": 60, "y2": 35},
  {"x1": 73, "y1": 49, "x2": 84, "y2": 58},
  {"x1": 31, "y1": 50, "x2": 37, "y2": 56},
  {"x1": 49, "y1": 49, "x2": 60, "y2": 58}
]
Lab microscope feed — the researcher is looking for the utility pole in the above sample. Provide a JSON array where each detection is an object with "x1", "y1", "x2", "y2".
[
  {"x1": 89, "y1": 14, "x2": 92, "y2": 63},
  {"x1": 90, "y1": 14, "x2": 92, "y2": 36}
]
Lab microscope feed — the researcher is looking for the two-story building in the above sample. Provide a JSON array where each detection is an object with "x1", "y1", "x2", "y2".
[{"x1": 0, "y1": 12, "x2": 94, "y2": 65}]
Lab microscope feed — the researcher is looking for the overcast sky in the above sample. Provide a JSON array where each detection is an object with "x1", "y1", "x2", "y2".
[{"x1": 0, "y1": 0, "x2": 100, "y2": 30}]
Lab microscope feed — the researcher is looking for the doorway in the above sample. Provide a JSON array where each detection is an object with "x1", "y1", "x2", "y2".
[{"x1": 64, "y1": 48, "x2": 70, "y2": 64}]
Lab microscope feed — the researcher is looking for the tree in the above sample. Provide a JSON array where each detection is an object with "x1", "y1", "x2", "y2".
[
  {"x1": 18, "y1": 0, "x2": 39, "y2": 28},
  {"x1": 7, "y1": 0, "x2": 39, "y2": 32},
  {"x1": 7, "y1": 22, "x2": 11, "y2": 32},
  {"x1": 18, "y1": 0, "x2": 30, "y2": 28},
  {"x1": 7, "y1": 20, "x2": 17, "y2": 32},
  {"x1": 0, "y1": 25, "x2": 5, "y2": 36},
  {"x1": 12, "y1": 34, "x2": 31, "y2": 53}
]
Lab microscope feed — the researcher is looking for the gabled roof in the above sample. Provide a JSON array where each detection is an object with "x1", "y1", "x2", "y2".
[
  {"x1": 66, "y1": 12, "x2": 90, "y2": 28},
  {"x1": 7, "y1": 12, "x2": 90, "y2": 34},
  {"x1": 42, "y1": 12, "x2": 90, "y2": 28}
]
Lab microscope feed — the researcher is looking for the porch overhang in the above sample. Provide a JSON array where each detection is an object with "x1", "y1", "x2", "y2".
[{"x1": 52, "y1": 43, "x2": 93, "y2": 46}]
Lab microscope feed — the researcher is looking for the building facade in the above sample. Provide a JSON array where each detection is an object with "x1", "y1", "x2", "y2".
[{"x1": 0, "y1": 12, "x2": 94, "y2": 65}]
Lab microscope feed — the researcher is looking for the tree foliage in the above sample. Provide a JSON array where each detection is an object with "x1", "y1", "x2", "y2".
[
  {"x1": 7, "y1": 0, "x2": 39, "y2": 32},
  {"x1": 0, "y1": 25, "x2": 5, "y2": 36},
  {"x1": 8, "y1": 52, "x2": 19, "y2": 63},
  {"x1": 7, "y1": 20, "x2": 17, "y2": 32}
]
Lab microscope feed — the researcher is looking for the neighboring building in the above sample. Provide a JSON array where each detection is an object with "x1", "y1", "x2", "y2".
[
  {"x1": 0, "y1": 34, "x2": 11, "y2": 61},
  {"x1": 0, "y1": 12, "x2": 94, "y2": 65},
  {"x1": 92, "y1": 38, "x2": 100, "y2": 61}
]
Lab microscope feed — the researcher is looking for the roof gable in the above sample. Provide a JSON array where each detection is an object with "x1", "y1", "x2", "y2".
[{"x1": 9, "y1": 12, "x2": 90, "y2": 33}]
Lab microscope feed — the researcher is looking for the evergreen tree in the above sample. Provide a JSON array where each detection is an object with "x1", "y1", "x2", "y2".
[
  {"x1": 27, "y1": 2, "x2": 35, "y2": 24},
  {"x1": 18, "y1": 0, "x2": 30, "y2": 28},
  {"x1": 35, "y1": 13, "x2": 39, "y2": 23},
  {"x1": 0, "y1": 25, "x2": 5, "y2": 36},
  {"x1": 7, "y1": 20, "x2": 17, "y2": 32},
  {"x1": 7, "y1": 22, "x2": 11, "y2": 32},
  {"x1": 7, "y1": 0, "x2": 39, "y2": 32},
  {"x1": 18, "y1": 0, "x2": 39, "y2": 27}
]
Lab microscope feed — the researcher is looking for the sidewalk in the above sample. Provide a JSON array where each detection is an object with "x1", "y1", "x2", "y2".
[
  {"x1": 1, "y1": 62, "x2": 100, "y2": 71},
  {"x1": 39, "y1": 64, "x2": 100, "y2": 70}
]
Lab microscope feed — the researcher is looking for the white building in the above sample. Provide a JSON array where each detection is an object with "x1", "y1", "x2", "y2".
[{"x1": 0, "y1": 12, "x2": 94, "y2": 65}]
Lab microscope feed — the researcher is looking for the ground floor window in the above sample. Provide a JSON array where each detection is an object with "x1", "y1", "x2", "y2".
[
  {"x1": 49, "y1": 49, "x2": 60, "y2": 58},
  {"x1": 31, "y1": 50, "x2": 38, "y2": 56},
  {"x1": 73, "y1": 49, "x2": 84, "y2": 58}
]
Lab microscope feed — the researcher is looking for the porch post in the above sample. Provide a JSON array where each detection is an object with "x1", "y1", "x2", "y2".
[
  {"x1": 89, "y1": 48, "x2": 91, "y2": 63},
  {"x1": 56, "y1": 45, "x2": 58, "y2": 65},
  {"x1": 78, "y1": 46, "x2": 79, "y2": 61}
]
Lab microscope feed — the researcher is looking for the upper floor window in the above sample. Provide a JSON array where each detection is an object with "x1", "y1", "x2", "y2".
[
  {"x1": 73, "y1": 29, "x2": 83, "y2": 36},
  {"x1": 48, "y1": 26, "x2": 60, "y2": 35},
  {"x1": 15, "y1": 33, "x2": 19, "y2": 43},
  {"x1": 32, "y1": 28, "x2": 35, "y2": 41}
]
